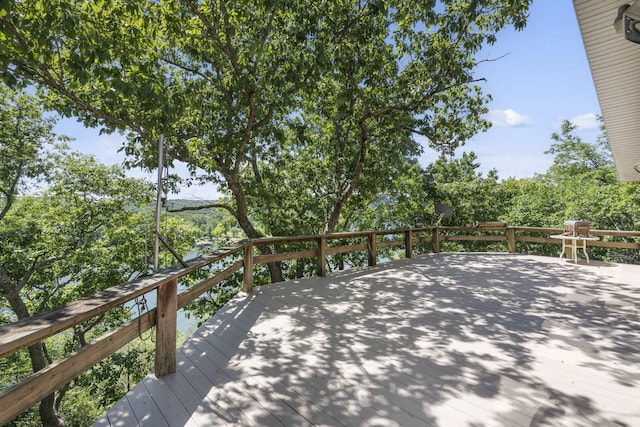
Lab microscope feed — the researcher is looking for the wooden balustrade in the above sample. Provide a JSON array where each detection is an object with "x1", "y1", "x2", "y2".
[
  {"x1": 0, "y1": 244, "x2": 246, "y2": 425},
  {"x1": 0, "y1": 225, "x2": 638, "y2": 424}
]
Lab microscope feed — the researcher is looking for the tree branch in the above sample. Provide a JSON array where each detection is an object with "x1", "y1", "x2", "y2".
[
  {"x1": 17, "y1": 252, "x2": 69, "y2": 293},
  {"x1": 3, "y1": 17, "x2": 154, "y2": 144}
]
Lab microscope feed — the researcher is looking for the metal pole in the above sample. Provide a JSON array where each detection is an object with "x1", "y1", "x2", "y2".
[{"x1": 154, "y1": 134, "x2": 164, "y2": 272}]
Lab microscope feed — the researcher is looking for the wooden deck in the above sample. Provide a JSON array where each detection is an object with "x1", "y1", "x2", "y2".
[{"x1": 94, "y1": 253, "x2": 640, "y2": 426}]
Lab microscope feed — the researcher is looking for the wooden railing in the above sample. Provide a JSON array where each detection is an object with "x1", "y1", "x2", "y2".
[{"x1": 0, "y1": 225, "x2": 638, "y2": 424}]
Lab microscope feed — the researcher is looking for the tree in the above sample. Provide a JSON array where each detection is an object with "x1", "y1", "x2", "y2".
[
  {"x1": 0, "y1": 154, "x2": 152, "y2": 426},
  {"x1": 501, "y1": 119, "x2": 640, "y2": 260},
  {"x1": 543, "y1": 120, "x2": 639, "y2": 260},
  {"x1": 424, "y1": 152, "x2": 507, "y2": 225},
  {"x1": 1, "y1": 0, "x2": 532, "y2": 281},
  {"x1": 0, "y1": 85, "x2": 61, "y2": 221},
  {"x1": 0, "y1": 87, "x2": 201, "y2": 426},
  {"x1": 545, "y1": 119, "x2": 616, "y2": 185},
  {"x1": 539, "y1": 118, "x2": 635, "y2": 231}
]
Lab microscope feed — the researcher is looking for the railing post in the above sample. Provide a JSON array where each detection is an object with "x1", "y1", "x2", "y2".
[
  {"x1": 405, "y1": 229, "x2": 413, "y2": 259},
  {"x1": 507, "y1": 227, "x2": 516, "y2": 253},
  {"x1": 243, "y1": 241, "x2": 254, "y2": 292},
  {"x1": 317, "y1": 236, "x2": 327, "y2": 276},
  {"x1": 155, "y1": 277, "x2": 177, "y2": 377},
  {"x1": 432, "y1": 226, "x2": 440, "y2": 253},
  {"x1": 368, "y1": 232, "x2": 377, "y2": 267}
]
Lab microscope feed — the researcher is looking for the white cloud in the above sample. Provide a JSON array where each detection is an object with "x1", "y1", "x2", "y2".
[
  {"x1": 487, "y1": 109, "x2": 533, "y2": 127},
  {"x1": 552, "y1": 113, "x2": 600, "y2": 132},
  {"x1": 569, "y1": 112, "x2": 599, "y2": 130}
]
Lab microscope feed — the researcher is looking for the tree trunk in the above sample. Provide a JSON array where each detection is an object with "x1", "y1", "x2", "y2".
[
  {"x1": 3, "y1": 284, "x2": 63, "y2": 427},
  {"x1": 39, "y1": 393, "x2": 63, "y2": 427},
  {"x1": 255, "y1": 243, "x2": 283, "y2": 283},
  {"x1": 325, "y1": 130, "x2": 369, "y2": 234},
  {"x1": 224, "y1": 174, "x2": 283, "y2": 283}
]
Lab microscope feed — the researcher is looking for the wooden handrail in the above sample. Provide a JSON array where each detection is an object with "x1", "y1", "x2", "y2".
[
  {"x1": 0, "y1": 244, "x2": 245, "y2": 358},
  {"x1": 0, "y1": 225, "x2": 638, "y2": 425}
]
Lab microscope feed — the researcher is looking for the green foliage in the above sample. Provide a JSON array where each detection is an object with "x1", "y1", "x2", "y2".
[
  {"x1": 1, "y1": 0, "x2": 533, "y2": 281},
  {"x1": 183, "y1": 271, "x2": 244, "y2": 327},
  {"x1": 0, "y1": 3, "x2": 629, "y2": 422},
  {"x1": 503, "y1": 121, "x2": 638, "y2": 260},
  {"x1": 425, "y1": 152, "x2": 506, "y2": 224},
  {"x1": 416, "y1": 119, "x2": 639, "y2": 261},
  {"x1": 0, "y1": 86, "x2": 64, "y2": 220},
  {"x1": 164, "y1": 199, "x2": 243, "y2": 244},
  {"x1": 1, "y1": 82, "x2": 638, "y2": 427},
  {"x1": 537, "y1": 118, "x2": 638, "y2": 232},
  {"x1": 545, "y1": 119, "x2": 616, "y2": 184},
  {"x1": 0, "y1": 152, "x2": 154, "y2": 308},
  {"x1": 0, "y1": 86, "x2": 202, "y2": 426},
  {"x1": 56, "y1": 386, "x2": 104, "y2": 427},
  {"x1": 75, "y1": 335, "x2": 155, "y2": 409}
]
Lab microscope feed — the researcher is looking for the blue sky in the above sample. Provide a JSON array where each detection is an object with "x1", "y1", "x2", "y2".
[
  {"x1": 426, "y1": 0, "x2": 602, "y2": 178},
  {"x1": 58, "y1": 1, "x2": 601, "y2": 198}
]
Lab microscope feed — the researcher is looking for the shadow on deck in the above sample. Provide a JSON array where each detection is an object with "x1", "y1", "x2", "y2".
[{"x1": 94, "y1": 253, "x2": 640, "y2": 426}]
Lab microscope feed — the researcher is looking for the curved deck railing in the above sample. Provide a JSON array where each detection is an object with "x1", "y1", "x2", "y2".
[{"x1": 1, "y1": 225, "x2": 638, "y2": 424}]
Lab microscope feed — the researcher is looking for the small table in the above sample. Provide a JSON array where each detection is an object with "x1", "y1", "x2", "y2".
[{"x1": 550, "y1": 234, "x2": 599, "y2": 263}]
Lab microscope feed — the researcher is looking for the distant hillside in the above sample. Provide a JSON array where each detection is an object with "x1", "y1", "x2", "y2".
[
  {"x1": 166, "y1": 199, "x2": 219, "y2": 210},
  {"x1": 142, "y1": 199, "x2": 220, "y2": 213},
  {"x1": 150, "y1": 199, "x2": 245, "y2": 241}
]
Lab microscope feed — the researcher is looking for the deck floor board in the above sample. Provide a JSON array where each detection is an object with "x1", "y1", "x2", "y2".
[{"x1": 95, "y1": 253, "x2": 640, "y2": 426}]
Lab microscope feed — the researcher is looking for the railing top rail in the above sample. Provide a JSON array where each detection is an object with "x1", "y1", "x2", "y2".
[
  {"x1": 506, "y1": 226, "x2": 640, "y2": 237},
  {"x1": 248, "y1": 226, "x2": 638, "y2": 244},
  {"x1": 508, "y1": 226, "x2": 562, "y2": 233},
  {"x1": 586, "y1": 229, "x2": 640, "y2": 237},
  {"x1": 253, "y1": 228, "x2": 434, "y2": 245},
  {"x1": 439, "y1": 226, "x2": 513, "y2": 232},
  {"x1": 0, "y1": 244, "x2": 245, "y2": 358}
]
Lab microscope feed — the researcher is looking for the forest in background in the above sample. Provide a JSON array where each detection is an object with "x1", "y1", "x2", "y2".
[{"x1": 1, "y1": 0, "x2": 638, "y2": 425}]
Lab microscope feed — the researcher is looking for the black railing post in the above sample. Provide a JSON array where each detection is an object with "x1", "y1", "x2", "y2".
[{"x1": 405, "y1": 229, "x2": 413, "y2": 258}]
